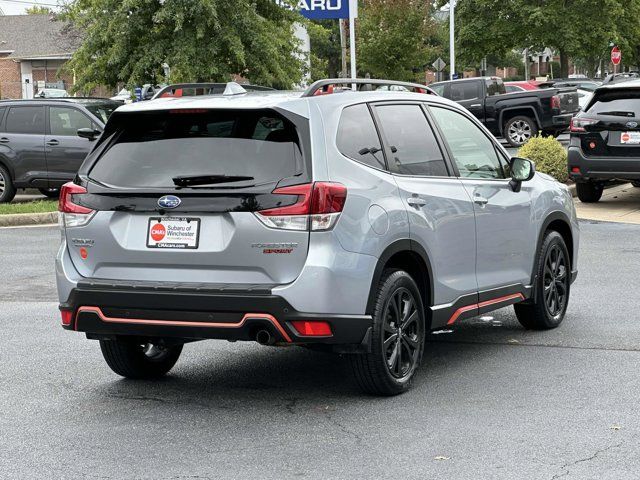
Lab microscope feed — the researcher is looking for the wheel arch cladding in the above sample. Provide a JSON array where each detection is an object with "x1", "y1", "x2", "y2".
[
  {"x1": 366, "y1": 240, "x2": 433, "y2": 324},
  {"x1": 500, "y1": 107, "x2": 541, "y2": 132},
  {"x1": 536, "y1": 212, "x2": 574, "y2": 276}
]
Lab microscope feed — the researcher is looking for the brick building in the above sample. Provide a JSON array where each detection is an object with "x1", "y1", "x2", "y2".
[{"x1": 0, "y1": 14, "x2": 80, "y2": 99}]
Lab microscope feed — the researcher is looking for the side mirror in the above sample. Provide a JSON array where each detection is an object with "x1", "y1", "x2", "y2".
[
  {"x1": 77, "y1": 128, "x2": 101, "y2": 141},
  {"x1": 509, "y1": 157, "x2": 535, "y2": 192}
]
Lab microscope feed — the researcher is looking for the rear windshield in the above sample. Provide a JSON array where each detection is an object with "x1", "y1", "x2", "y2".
[
  {"x1": 89, "y1": 109, "x2": 305, "y2": 188},
  {"x1": 587, "y1": 90, "x2": 640, "y2": 116},
  {"x1": 84, "y1": 103, "x2": 119, "y2": 124}
]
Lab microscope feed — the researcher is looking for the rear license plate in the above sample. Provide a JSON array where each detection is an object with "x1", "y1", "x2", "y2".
[
  {"x1": 147, "y1": 217, "x2": 200, "y2": 249},
  {"x1": 620, "y1": 131, "x2": 640, "y2": 144}
]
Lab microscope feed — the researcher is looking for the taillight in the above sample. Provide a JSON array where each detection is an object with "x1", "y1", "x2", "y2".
[
  {"x1": 255, "y1": 182, "x2": 347, "y2": 231},
  {"x1": 58, "y1": 182, "x2": 95, "y2": 228},
  {"x1": 551, "y1": 95, "x2": 561, "y2": 109},
  {"x1": 570, "y1": 117, "x2": 598, "y2": 133}
]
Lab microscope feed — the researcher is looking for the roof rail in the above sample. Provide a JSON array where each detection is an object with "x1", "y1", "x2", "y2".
[
  {"x1": 152, "y1": 82, "x2": 275, "y2": 100},
  {"x1": 302, "y1": 78, "x2": 436, "y2": 97}
]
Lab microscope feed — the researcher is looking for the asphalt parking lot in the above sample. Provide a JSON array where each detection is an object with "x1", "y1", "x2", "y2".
[{"x1": 2, "y1": 221, "x2": 640, "y2": 479}]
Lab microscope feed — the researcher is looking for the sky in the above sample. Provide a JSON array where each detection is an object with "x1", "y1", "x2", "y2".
[{"x1": 0, "y1": 0, "x2": 63, "y2": 15}]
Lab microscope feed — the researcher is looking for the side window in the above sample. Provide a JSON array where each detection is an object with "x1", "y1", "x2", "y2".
[
  {"x1": 0, "y1": 107, "x2": 5, "y2": 131},
  {"x1": 49, "y1": 107, "x2": 93, "y2": 136},
  {"x1": 430, "y1": 107, "x2": 505, "y2": 179},
  {"x1": 5, "y1": 106, "x2": 45, "y2": 134},
  {"x1": 430, "y1": 84, "x2": 445, "y2": 96},
  {"x1": 450, "y1": 82, "x2": 480, "y2": 101},
  {"x1": 337, "y1": 103, "x2": 385, "y2": 170},
  {"x1": 375, "y1": 104, "x2": 448, "y2": 176}
]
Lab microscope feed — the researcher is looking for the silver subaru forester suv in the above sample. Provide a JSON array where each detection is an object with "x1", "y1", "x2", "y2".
[{"x1": 56, "y1": 79, "x2": 579, "y2": 395}]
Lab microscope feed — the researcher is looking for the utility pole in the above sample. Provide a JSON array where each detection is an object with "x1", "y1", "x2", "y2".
[
  {"x1": 524, "y1": 48, "x2": 529, "y2": 80},
  {"x1": 339, "y1": 19, "x2": 348, "y2": 77},
  {"x1": 449, "y1": 0, "x2": 455, "y2": 80}
]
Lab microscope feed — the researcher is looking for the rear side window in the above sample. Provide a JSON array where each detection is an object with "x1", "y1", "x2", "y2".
[
  {"x1": 586, "y1": 90, "x2": 640, "y2": 116},
  {"x1": 450, "y1": 82, "x2": 480, "y2": 101},
  {"x1": 375, "y1": 104, "x2": 448, "y2": 176},
  {"x1": 337, "y1": 104, "x2": 385, "y2": 169},
  {"x1": 89, "y1": 109, "x2": 306, "y2": 188},
  {"x1": 5, "y1": 106, "x2": 45, "y2": 134},
  {"x1": 0, "y1": 107, "x2": 5, "y2": 130}
]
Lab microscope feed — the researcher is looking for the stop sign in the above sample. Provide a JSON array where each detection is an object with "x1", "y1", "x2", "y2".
[{"x1": 611, "y1": 46, "x2": 622, "y2": 65}]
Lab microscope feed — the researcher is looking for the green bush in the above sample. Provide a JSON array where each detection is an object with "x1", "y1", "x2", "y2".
[{"x1": 517, "y1": 134, "x2": 568, "y2": 182}]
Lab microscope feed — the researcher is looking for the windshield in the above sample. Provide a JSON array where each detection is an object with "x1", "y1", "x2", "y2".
[
  {"x1": 89, "y1": 109, "x2": 305, "y2": 189},
  {"x1": 85, "y1": 103, "x2": 118, "y2": 124}
]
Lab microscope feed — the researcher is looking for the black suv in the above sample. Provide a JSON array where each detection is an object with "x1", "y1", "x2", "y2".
[
  {"x1": 568, "y1": 80, "x2": 640, "y2": 202},
  {"x1": 0, "y1": 98, "x2": 120, "y2": 202}
]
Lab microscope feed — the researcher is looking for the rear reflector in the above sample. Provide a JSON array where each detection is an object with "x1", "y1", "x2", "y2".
[
  {"x1": 290, "y1": 321, "x2": 332, "y2": 337},
  {"x1": 571, "y1": 167, "x2": 580, "y2": 173},
  {"x1": 60, "y1": 310, "x2": 73, "y2": 326},
  {"x1": 255, "y1": 182, "x2": 347, "y2": 231}
]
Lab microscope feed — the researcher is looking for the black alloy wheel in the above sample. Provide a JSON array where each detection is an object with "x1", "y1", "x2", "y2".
[
  {"x1": 383, "y1": 287, "x2": 423, "y2": 379},
  {"x1": 542, "y1": 243, "x2": 568, "y2": 318}
]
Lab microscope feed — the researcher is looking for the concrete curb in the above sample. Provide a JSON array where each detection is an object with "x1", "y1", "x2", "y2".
[{"x1": 0, "y1": 212, "x2": 57, "y2": 227}]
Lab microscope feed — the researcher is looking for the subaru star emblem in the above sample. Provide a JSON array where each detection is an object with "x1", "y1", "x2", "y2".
[
  {"x1": 158, "y1": 195, "x2": 181, "y2": 209},
  {"x1": 626, "y1": 121, "x2": 638, "y2": 128}
]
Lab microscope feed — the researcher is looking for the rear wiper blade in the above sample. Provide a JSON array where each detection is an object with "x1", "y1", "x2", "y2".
[
  {"x1": 172, "y1": 174, "x2": 255, "y2": 187},
  {"x1": 597, "y1": 111, "x2": 635, "y2": 117}
]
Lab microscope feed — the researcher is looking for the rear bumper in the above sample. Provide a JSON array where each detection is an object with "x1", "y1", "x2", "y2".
[
  {"x1": 568, "y1": 146, "x2": 640, "y2": 180},
  {"x1": 59, "y1": 281, "x2": 373, "y2": 350}
]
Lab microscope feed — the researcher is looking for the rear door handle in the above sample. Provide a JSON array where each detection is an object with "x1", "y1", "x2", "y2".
[
  {"x1": 407, "y1": 196, "x2": 427, "y2": 207},
  {"x1": 0, "y1": 137, "x2": 9, "y2": 144},
  {"x1": 470, "y1": 104, "x2": 482, "y2": 108},
  {"x1": 46, "y1": 139, "x2": 59, "y2": 146},
  {"x1": 473, "y1": 195, "x2": 489, "y2": 206}
]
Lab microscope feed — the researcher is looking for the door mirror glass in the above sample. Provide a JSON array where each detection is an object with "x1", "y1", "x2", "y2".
[{"x1": 510, "y1": 157, "x2": 535, "y2": 182}]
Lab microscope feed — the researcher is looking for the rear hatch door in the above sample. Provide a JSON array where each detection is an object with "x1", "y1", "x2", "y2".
[{"x1": 66, "y1": 107, "x2": 312, "y2": 286}]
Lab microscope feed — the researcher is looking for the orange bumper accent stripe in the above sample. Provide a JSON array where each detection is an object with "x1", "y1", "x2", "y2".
[
  {"x1": 75, "y1": 306, "x2": 292, "y2": 342},
  {"x1": 447, "y1": 293, "x2": 525, "y2": 325}
]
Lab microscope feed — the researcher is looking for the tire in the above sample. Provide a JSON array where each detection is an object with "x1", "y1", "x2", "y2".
[
  {"x1": 504, "y1": 115, "x2": 538, "y2": 147},
  {"x1": 0, "y1": 164, "x2": 16, "y2": 203},
  {"x1": 99, "y1": 339, "x2": 183, "y2": 379},
  {"x1": 631, "y1": 181, "x2": 640, "y2": 188},
  {"x1": 38, "y1": 187, "x2": 60, "y2": 198},
  {"x1": 576, "y1": 181, "x2": 603, "y2": 203},
  {"x1": 350, "y1": 269, "x2": 426, "y2": 396},
  {"x1": 514, "y1": 231, "x2": 570, "y2": 330}
]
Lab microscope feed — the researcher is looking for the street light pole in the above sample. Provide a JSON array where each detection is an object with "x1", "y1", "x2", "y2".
[{"x1": 449, "y1": 0, "x2": 455, "y2": 80}]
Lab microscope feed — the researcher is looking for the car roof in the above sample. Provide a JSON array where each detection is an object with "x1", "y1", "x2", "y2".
[
  {"x1": 594, "y1": 79, "x2": 640, "y2": 91},
  {"x1": 114, "y1": 89, "x2": 457, "y2": 119}
]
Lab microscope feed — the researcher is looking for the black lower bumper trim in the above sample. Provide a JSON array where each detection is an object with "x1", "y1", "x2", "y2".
[{"x1": 61, "y1": 285, "x2": 372, "y2": 346}]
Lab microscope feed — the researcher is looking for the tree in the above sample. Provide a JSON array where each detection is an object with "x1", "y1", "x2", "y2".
[
  {"x1": 26, "y1": 5, "x2": 53, "y2": 14},
  {"x1": 307, "y1": 20, "x2": 342, "y2": 80},
  {"x1": 357, "y1": 0, "x2": 444, "y2": 82},
  {"x1": 63, "y1": 0, "x2": 306, "y2": 91},
  {"x1": 453, "y1": 0, "x2": 640, "y2": 78}
]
